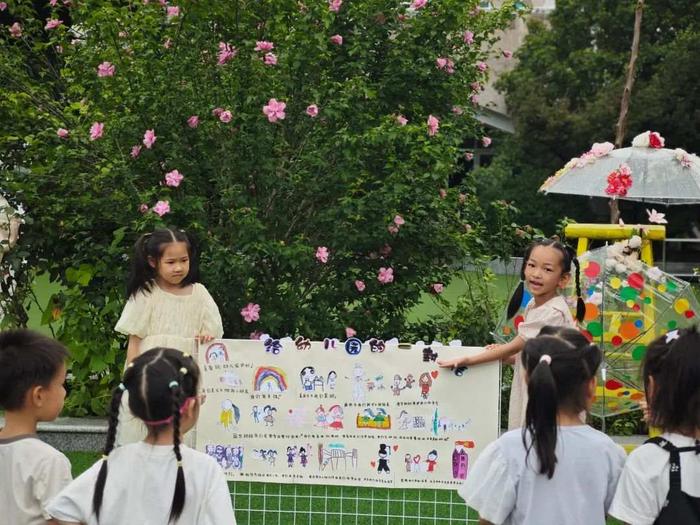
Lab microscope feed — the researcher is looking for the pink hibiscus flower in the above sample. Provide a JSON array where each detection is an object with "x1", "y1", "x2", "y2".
[
  {"x1": 187, "y1": 115, "x2": 199, "y2": 128},
  {"x1": 432, "y1": 283, "x2": 444, "y2": 294},
  {"x1": 345, "y1": 327, "x2": 356, "y2": 338},
  {"x1": 217, "y1": 42, "x2": 237, "y2": 65},
  {"x1": 143, "y1": 129, "x2": 157, "y2": 149},
  {"x1": 330, "y1": 34, "x2": 343, "y2": 45},
  {"x1": 219, "y1": 110, "x2": 232, "y2": 123},
  {"x1": 355, "y1": 280, "x2": 366, "y2": 292},
  {"x1": 164, "y1": 169, "x2": 183, "y2": 187},
  {"x1": 9, "y1": 23, "x2": 22, "y2": 38},
  {"x1": 97, "y1": 61, "x2": 115, "y2": 77},
  {"x1": 396, "y1": 115, "x2": 408, "y2": 126},
  {"x1": 427, "y1": 115, "x2": 439, "y2": 136},
  {"x1": 329, "y1": 0, "x2": 342, "y2": 12},
  {"x1": 131, "y1": 145, "x2": 142, "y2": 158},
  {"x1": 152, "y1": 200, "x2": 170, "y2": 216},
  {"x1": 393, "y1": 215, "x2": 405, "y2": 226},
  {"x1": 482, "y1": 136, "x2": 492, "y2": 147},
  {"x1": 262, "y1": 98, "x2": 286, "y2": 123},
  {"x1": 306, "y1": 104, "x2": 319, "y2": 117},
  {"x1": 240, "y1": 303, "x2": 261, "y2": 323},
  {"x1": 56, "y1": 128, "x2": 69, "y2": 138},
  {"x1": 463, "y1": 30, "x2": 474, "y2": 45},
  {"x1": 166, "y1": 6, "x2": 180, "y2": 18},
  {"x1": 45, "y1": 19, "x2": 63, "y2": 30},
  {"x1": 377, "y1": 267, "x2": 394, "y2": 284},
  {"x1": 264, "y1": 52, "x2": 277, "y2": 65},
  {"x1": 315, "y1": 246, "x2": 330, "y2": 263},
  {"x1": 254, "y1": 41, "x2": 274, "y2": 52},
  {"x1": 411, "y1": 0, "x2": 427, "y2": 9},
  {"x1": 89, "y1": 122, "x2": 104, "y2": 141}
]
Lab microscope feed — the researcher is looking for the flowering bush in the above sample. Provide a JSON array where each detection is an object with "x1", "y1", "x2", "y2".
[{"x1": 1, "y1": 0, "x2": 521, "y2": 414}]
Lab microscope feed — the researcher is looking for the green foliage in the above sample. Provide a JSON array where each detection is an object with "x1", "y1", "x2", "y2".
[
  {"x1": 478, "y1": 0, "x2": 700, "y2": 233},
  {"x1": 0, "y1": 1, "x2": 523, "y2": 414}
]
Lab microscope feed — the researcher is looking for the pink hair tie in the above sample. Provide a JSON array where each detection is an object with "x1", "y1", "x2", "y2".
[
  {"x1": 539, "y1": 354, "x2": 552, "y2": 365},
  {"x1": 142, "y1": 396, "x2": 196, "y2": 426}
]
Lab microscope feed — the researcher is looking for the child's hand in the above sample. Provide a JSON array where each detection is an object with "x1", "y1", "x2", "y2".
[
  {"x1": 501, "y1": 355, "x2": 516, "y2": 365},
  {"x1": 639, "y1": 399, "x2": 650, "y2": 423},
  {"x1": 484, "y1": 343, "x2": 499, "y2": 351},
  {"x1": 436, "y1": 356, "x2": 469, "y2": 369},
  {"x1": 196, "y1": 334, "x2": 215, "y2": 344}
]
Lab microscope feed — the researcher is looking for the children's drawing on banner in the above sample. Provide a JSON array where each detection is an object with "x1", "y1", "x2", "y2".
[
  {"x1": 253, "y1": 448, "x2": 278, "y2": 467},
  {"x1": 219, "y1": 400, "x2": 240, "y2": 431},
  {"x1": 196, "y1": 339, "x2": 498, "y2": 489},
  {"x1": 205, "y1": 343, "x2": 229, "y2": 363},
  {"x1": 254, "y1": 366, "x2": 288, "y2": 393},
  {"x1": 356, "y1": 407, "x2": 391, "y2": 430},
  {"x1": 319, "y1": 443, "x2": 358, "y2": 471},
  {"x1": 205, "y1": 444, "x2": 244, "y2": 471}
]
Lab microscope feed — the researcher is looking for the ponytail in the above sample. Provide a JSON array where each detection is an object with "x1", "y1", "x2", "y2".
[
  {"x1": 126, "y1": 233, "x2": 157, "y2": 298},
  {"x1": 521, "y1": 327, "x2": 602, "y2": 478},
  {"x1": 523, "y1": 355, "x2": 559, "y2": 478},
  {"x1": 93, "y1": 380, "x2": 128, "y2": 520},
  {"x1": 169, "y1": 378, "x2": 186, "y2": 522},
  {"x1": 565, "y1": 246, "x2": 585, "y2": 323}
]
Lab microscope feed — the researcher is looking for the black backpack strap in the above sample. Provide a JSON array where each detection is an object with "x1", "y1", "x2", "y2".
[{"x1": 645, "y1": 437, "x2": 682, "y2": 489}]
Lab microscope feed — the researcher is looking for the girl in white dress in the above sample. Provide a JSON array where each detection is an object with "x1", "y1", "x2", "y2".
[
  {"x1": 438, "y1": 238, "x2": 584, "y2": 429},
  {"x1": 47, "y1": 348, "x2": 236, "y2": 525},
  {"x1": 115, "y1": 228, "x2": 223, "y2": 444}
]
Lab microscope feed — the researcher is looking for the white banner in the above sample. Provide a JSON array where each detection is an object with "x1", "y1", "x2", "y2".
[{"x1": 195, "y1": 338, "x2": 499, "y2": 489}]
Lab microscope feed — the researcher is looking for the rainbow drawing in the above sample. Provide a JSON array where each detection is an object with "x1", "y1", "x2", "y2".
[
  {"x1": 205, "y1": 343, "x2": 229, "y2": 364},
  {"x1": 253, "y1": 366, "x2": 288, "y2": 393}
]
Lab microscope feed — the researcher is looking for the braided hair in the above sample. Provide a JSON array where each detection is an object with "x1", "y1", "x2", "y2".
[
  {"x1": 520, "y1": 326, "x2": 602, "y2": 478},
  {"x1": 92, "y1": 348, "x2": 200, "y2": 522},
  {"x1": 506, "y1": 238, "x2": 585, "y2": 322}
]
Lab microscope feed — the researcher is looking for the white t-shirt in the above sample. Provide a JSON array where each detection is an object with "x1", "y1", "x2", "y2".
[
  {"x1": 47, "y1": 441, "x2": 236, "y2": 525},
  {"x1": 0, "y1": 434, "x2": 72, "y2": 524},
  {"x1": 610, "y1": 432, "x2": 700, "y2": 525},
  {"x1": 459, "y1": 425, "x2": 626, "y2": 525}
]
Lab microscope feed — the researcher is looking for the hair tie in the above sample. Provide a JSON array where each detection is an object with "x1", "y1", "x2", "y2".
[
  {"x1": 169, "y1": 380, "x2": 179, "y2": 388},
  {"x1": 126, "y1": 362, "x2": 134, "y2": 368},
  {"x1": 179, "y1": 367, "x2": 188, "y2": 375},
  {"x1": 539, "y1": 354, "x2": 552, "y2": 365},
  {"x1": 665, "y1": 329, "x2": 680, "y2": 344},
  {"x1": 182, "y1": 352, "x2": 191, "y2": 359},
  {"x1": 118, "y1": 383, "x2": 126, "y2": 391},
  {"x1": 177, "y1": 460, "x2": 183, "y2": 467},
  {"x1": 102, "y1": 454, "x2": 108, "y2": 461}
]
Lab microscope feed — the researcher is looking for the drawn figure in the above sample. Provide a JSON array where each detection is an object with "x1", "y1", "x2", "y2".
[
  {"x1": 327, "y1": 371, "x2": 337, "y2": 390},
  {"x1": 391, "y1": 374, "x2": 404, "y2": 396},
  {"x1": 327, "y1": 405, "x2": 344, "y2": 429},
  {"x1": 299, "y1": 447, "x2": 308, "y2": 468},
  {"x1": 351, "y1": 363, "x2": 366, "y2": 402},
  {"x1": 422, "y1": 347, "x2": 438, "y2": 362},
  {"x1": 418, "y1": 372, "x2": 432, "y2": 399},
  {"x1": 205, "y1": 343, "x2": 228, "y2": 363},
  {"x1": 219, "y1": 399, "x2": 240, "y2": 431},
  {"x1": 262, "y1": 405, "x2": 277, "y2": 427},
  {"x1": 267, "y1": 449, "x2": 277, "y2": 466},
  {"x1": 404, "y1": 374, "x2": 415, "y2": 389},
  {"x1": 286, "y1": 446, "x2": 297, "y2": 467},
  {"x1": 318, "y1": 443, "x2": 358, "y2": 471},
  {"x1": 226, "y1": 446, "x2": 244, "y2": 470},
  {"x1": 314, "y1": 405, "x2": 328, "y2": 428},
  {"x1": 452, "y1": 441, "x2": 474, "y2": 480},
  {"x1": 377, "y1": 444, "x2": 390, "y2": 473},
  {"x1": 251, "y1": 405, "x2": 261, "y2": 423},
  {"x1": 404, "y1": 453, "x2": 412, "y2": 472},
  {"x1": 426, "y1": 450, "x2": 438, "y2": 472},
  {"x1": 398, "y1": 410, "x2": 411, "y2": 429},
  {"x1": 374, "y1": 374, "x2": 385, "y2": 390},
  {"x1": 300, "y1": 366, "x2": 316, "y2": 391}
]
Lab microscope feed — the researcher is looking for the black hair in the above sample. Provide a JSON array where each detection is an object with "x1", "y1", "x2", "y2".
[
  {"x1": 93, "y1": 348, "x2": 200, "y2": 523},
  {"x1": 125, "y1": 228, "x2": 199, "y2": 298},
  {"x1": 643, "y1": 326, "x2": 700, "y2": 434},
  {"x1": 0, "y1": 329, "x2": 69, "y2": 411},
  {"x1": 521, "y1": 326, "x2": 602, "y2": 479},
  {"x1": 506, "y1": 238, "x2": 585, "y2": 322}
]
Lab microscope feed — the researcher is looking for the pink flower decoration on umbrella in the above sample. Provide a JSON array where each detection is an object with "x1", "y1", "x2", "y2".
[
  {"x1": 432, "y1": 283, "x2": 444, "y2": 294},
  {"x1": 9, "y1": 23, "x2": 22, "y2": 38},
  {"x1": 97, "y1": 62, "x2": 115, "y2": 77},
  {"x1": 217, "y1": 42, "x2": 237, "y2": 65},
  {"x1": 329, "y1": 0, "x2": 342, "y2": 12},
  {"x1": 315, "y1": 246, "x2": 330, "y2": 263},
  {"x1": 330, "y1": 34, "x2": 343, "y2": 45},
  {"x1": 152, "y1": 200, "x2": 170, "y2": 216},
  {"x1": 646, "y1": 209, "x2": 667, "y2": 224},
  {"x1": 355, "y1": 280, "x2": 366, "y2": 292},
  {"x1": 306, "y1": 104, "x2": 319, "y2": 117},
  {"x1": 463, "y1": 30, "x2": 474, "y2": 44},
  {"x1": 143, "y1": 129, "x2": 157, "y2": 149},
  {"x1": 241, "y1": 303, "x2": 261, "y2": 323},
  {"x1": 164, "y1": 169, "x2": 183, "y2": 187},
  {"x1": 263, "y1": 98, "x2": 286, "y2": 123},
  {"x1": 187, "y1": 115, "x2": 199, "y2": 128},
  {"x1": 264, "y1": 52, "x2": 277, "y2": 65},
  {"x1": 131, "y1": 145, "x2": 142, "y2": 158},
  {"x1": 219, "y1": 110, "x2": 232, "y2": 123},
  {"x1": 377, "y1": 267, "x2": 394, "y2": 284},
  {"x1": 345, "y1": 327, "x2": 356, "y2": 338},
  {"x1": 255, "y1": 41, "x2": 274, "y2": 52},
  {"x1": 605, "y1": 163, "x2": 633, "y2": 197},
  {"x1": 45, "y1": 19, "x2": 63, "y2": 30},
  {"x1": 56, "y1": 128, "x2": 69, "y2": 138},
  {"x1": 89, "y1": 122, "x2": 104, "y2": 141},
  {"x1": 427, "y1": 115, "x2": 439, "y2": 136}
]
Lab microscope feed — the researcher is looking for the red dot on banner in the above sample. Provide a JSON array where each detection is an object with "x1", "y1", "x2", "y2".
[
  {"x1": 580, "y1": 329, "x2": 593, "y2": 342},
  {"x1": 611, "y1": 335, "x2": 623, "y2": 346},
  {"x1": 583, "y1": 261, "x2": 600, "y2": 278},
  {"x1": 606, "y1": 379, "x2": 623, "y2": 390},
  {"x1": 628, "y1": 272, "x2": 644, "y2": 290},
  {"x1": 514, "y1": 315, "x2": 525, "y2": 329},
  {"x1": 685, "y1": 310, "x2": 695, "y2": 319},
  {"x1": 633, "y1": 304, "x2": 641, "y2": 311}
]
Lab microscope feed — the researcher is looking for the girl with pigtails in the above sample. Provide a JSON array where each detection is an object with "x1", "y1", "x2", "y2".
[
  {"x1": 47, "y1": 347, "x2": 236, "y2": 525},
  {"x1": 438, "y1": 238, "x2": 585, "y2": 429},
  {"x1": 114, "y1": 227, "x2": 223, "y2": 445},
  {"x1": 459, "y1": 327, "x2": 626, "y2": 525}
]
